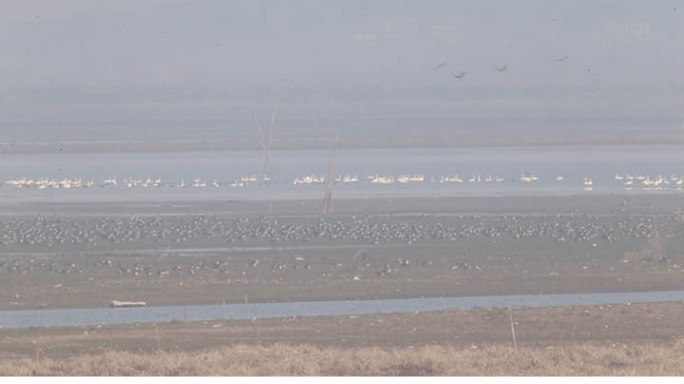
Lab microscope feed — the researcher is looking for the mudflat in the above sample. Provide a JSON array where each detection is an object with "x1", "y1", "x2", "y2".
[
  {"x1": 1, "y1": 194, "x2": 683, "y2": 310},
  {"x1": 4, "y1": 193, "x2": 684, "y2": 216}
]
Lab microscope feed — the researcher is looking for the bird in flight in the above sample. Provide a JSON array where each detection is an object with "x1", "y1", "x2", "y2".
[
  {"x1": 496, "y1": 64, "x2": 508, "y2": 73},
  {"x1": 554, "y1": 55, "x2": 569, "y2": 62},
  {"x1": 452, "y1": 71, "x2": 467, "y2": 79},
  {"x1": 433, "y1": 62, "x2": 447, "y2": 70}
]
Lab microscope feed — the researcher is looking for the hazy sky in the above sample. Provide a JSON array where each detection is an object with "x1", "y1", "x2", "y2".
[{"x1": 1, "y1": 0, "x2": 683, "y2": 140}]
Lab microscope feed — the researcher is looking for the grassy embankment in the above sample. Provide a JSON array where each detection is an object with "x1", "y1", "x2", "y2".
[{"x1": 1, "y1": 301, "x2": 683, "y2": 375}]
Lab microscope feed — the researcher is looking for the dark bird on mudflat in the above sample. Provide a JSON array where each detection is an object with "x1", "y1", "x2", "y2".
[
  {"x1": 554, "y1": 55, "x2": 569, "y2": 62},
  {"x1": 452, "y1": 71, "x2": 467, "y2": 79},
  {"x1": 496, "y1": 64, "x2": 508, "y2": 73}
]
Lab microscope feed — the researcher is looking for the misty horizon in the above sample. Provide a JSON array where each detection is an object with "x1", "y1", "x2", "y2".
[{"x1": 1, "y1": 1, "x2": 682, "y2": 147}]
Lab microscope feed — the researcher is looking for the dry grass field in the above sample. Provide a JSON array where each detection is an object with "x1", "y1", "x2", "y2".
[
  {"x1": 4, "y1": 342, "x2": 684, "y2": 376},
  {"x1": 1, "y1": 301, "x2": 683, "y2": 375}
]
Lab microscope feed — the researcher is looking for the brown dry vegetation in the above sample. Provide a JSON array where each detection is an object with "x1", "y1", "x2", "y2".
[
  {"x1": 2, "y1": 341, "x2": 684, "y2": 376},
  {"x1": 1, "y1": 301, "x2": 684, "y2": 376}
]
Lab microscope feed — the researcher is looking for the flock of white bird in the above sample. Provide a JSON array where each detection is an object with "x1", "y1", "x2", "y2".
[
  {"x1": 3, "y1": 172, "x2": 684, "y2": 191},
  {"x1": 614, "y1": 173, "x2": 684, "y2": 191}
]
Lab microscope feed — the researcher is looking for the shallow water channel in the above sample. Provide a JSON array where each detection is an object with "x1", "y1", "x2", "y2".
[
  {"x1": 3, "y1": 146, "x2": 684, "y2": 204},
  {"x1": 1, "y1": 290, "x2": 684, "y2": 329}
]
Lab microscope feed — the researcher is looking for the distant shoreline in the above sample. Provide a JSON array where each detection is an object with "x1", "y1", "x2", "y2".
[
  {"x1": 2, "y1": 132, "x2": 684, "y2": 154},
  {"x1": 1, "y1": 193, "x2": 682, "y2": 217}
]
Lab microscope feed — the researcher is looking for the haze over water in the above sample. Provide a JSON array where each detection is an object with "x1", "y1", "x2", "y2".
[{"x1": 1, "y1": 1, "x2": 682, "y2": 148}]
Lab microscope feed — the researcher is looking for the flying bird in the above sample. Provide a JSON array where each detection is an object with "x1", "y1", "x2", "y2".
[
  {"x1": 496, "y1": 64, "x2": 508, "y2": 73},
  {"x1": 554, "y1": 55, "x2": 569, "y2": 62},
  {"x1": 452, "y1": 71, "x2": 467, "y2": 79},
  {"x1": 433, "y1": 62, "x2": 447, "y2": 70}
]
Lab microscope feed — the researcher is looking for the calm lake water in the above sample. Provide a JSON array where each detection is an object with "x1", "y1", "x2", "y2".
[
  {"x1": 1, "y1": 290, "x2": 683, "y2": 329},
  {"x1": 1, "y1": 146, "x2": 684, "y2": 203}
]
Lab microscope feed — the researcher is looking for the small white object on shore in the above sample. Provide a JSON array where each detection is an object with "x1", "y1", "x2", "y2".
[{"x1": 110, "y1": 300, "x2": 146, "y2": 308}]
